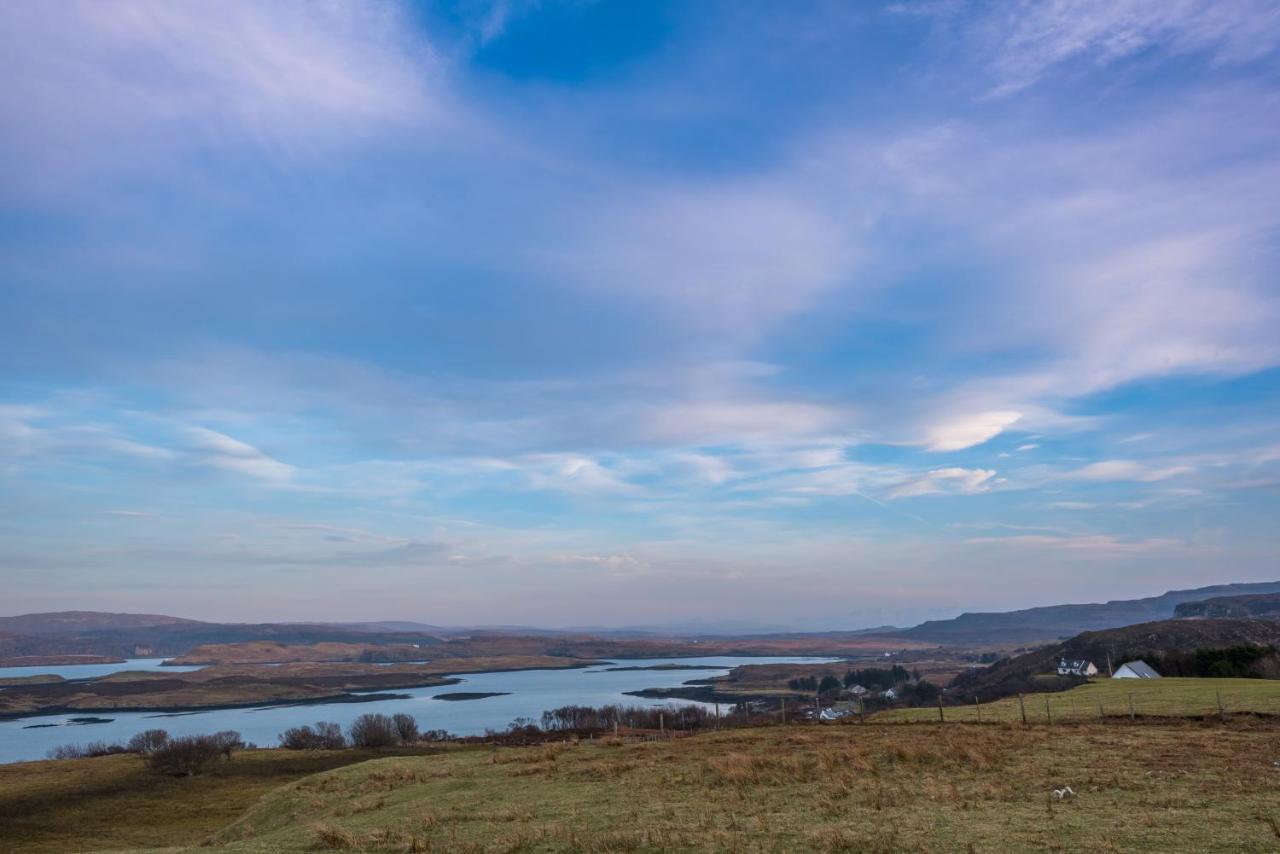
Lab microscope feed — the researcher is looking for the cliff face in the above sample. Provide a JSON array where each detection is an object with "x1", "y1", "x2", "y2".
[
  {"x1": 898, "y1": 581, "x2": 1280, "y2": 643},
  {"x1": 1175, "y1": 593, "x2": 1280, "y2": 619}
]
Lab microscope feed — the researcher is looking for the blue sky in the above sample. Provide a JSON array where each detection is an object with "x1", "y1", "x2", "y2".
[{"x1": 2, "y1": 1, "x2": 1279, "y2": 629}]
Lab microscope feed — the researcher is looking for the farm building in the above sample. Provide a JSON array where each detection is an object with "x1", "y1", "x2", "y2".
[
  {"x1": 1057, "y1": 658, "x2": 1098, "y2": 677},
  {"x1": 1113, "y1": 660, "x2": 1161, "y2": 679}
]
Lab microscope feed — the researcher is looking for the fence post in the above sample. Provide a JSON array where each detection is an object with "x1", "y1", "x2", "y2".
[
  {"x1": 937, "y1": 696, "x2": 945, "y2": 723},
  {"x1": 1099, "y1": 702, "x2": 1104, "y2": 720},
  {"x1": 781, "y1": 699, "x2": 786, "y2": 725},
  {"x1": 1044, "y1": 695, "x2": 1052, "y2": 724},
  {"x1": 1128, "y1": 694, "x2": 1135, "y2": 720},
  {"x1": 614, "y1": 720, "x2": 619, "y2": 738},
  {"x1": 1070, "y1": 698, "x2": 1077, "y2": 721},
  {"x1": 659, "y1": 712, "x2": 664, "y2": 735},
  {"x1": 975, "y1": 696, "x2": 982, "y2": 723},
  {"x1": 1216, "y1": 689, "x2": 1225, "y2": 721},
  {"x1": 1018, "y1": 694, "x2": 1027, "y2": 725}
]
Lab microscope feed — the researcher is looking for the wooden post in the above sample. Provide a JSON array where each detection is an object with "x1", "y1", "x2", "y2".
[
  {"x1": 1018, "y1": 693, "x2": 1027, "y2": 725},
  {"x1": 1216, "y1": 689, "x2": 1225, "y2": 721},
  {"x1": 1070, "y1": 698, "x2": 1077, "y2": 720},
  {"x1": 1128, "y1": 694, "x2": 1135, "y2": 720},
  {"x1": 937, "y1": 696, "x2": 945, "y2": 723},
  {"x1": 858, "y1": 696, "x2": 864, "y2": 719},
  {"x1": 614, "y1": 720, "x2": 619, "y2": 738},
  {"x1": 659, "y1": 712, "x2": 664, "y2": 735},
  {"x1": 1099, "y1": 702, "x2": 1105, "y2": 720},
  {"x1": 714, "y1": 702, "x2": 720, "y2": 730},
  {"x1": 1044, "y1": 695, "x2": 1052, "y2": 724},
  {"x1": 781, "y1": 699, "x2": 786, "y2": 725},
  {"x1": 974, "y1": 696, "x2": 982, "y2": 723}
]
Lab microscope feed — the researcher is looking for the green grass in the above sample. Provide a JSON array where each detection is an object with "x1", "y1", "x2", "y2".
[
  {"x1": 874, "y1": 677, "x2": 1280, "y2": 723},
  {"x1": 201, "y1": 721, "x2": 1280, "y2": 852}
]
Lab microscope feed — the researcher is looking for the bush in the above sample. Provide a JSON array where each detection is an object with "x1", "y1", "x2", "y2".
[
  {"x1": 420, "y1": 728, "x2": 452, "y2": 742},
  {"x1": 47, "y1": 741, "x2": 128, "y2": 760},
  {"x1": 349, "y1": 713, "x2": 400, "y2": 748},
  {"x1": 211, "y1": 730, "x2": 245, "y2": 759},
  {"x1": 127, "y1": 729, "x2": 170, "y2": 755},
  {"x1": 147, "y1": 735, "x2": 225, "y2": 776},
  {"x1": 392, "y1": 713, "x2": 420, "y2": 743},
  {"x1": 280, "y1": 721, "x2": 347, "y2": 750}
]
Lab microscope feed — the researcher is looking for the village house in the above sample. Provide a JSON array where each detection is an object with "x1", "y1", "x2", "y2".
[{"x1": 1057, "y1": 658, "x2": 1098, "y2": 677}]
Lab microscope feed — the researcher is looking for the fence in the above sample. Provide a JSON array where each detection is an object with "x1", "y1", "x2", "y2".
[{"x1": 867, "y1": 678, "x2": 1280, "y2": 725}]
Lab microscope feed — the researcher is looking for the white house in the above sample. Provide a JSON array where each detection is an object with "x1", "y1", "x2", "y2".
[
  {"x1": 882, "y1": 688, "x2": 898, "y2": 701},
  {"x1": 1113, "y1": 660, "x2": 1161, "y2": 679},
  {"x1": 846, "y1": 684, "x2": 868, "y2": 697},
  {"x1": 1057, "y1": 658, "x2": 1098, "y2": 677}
]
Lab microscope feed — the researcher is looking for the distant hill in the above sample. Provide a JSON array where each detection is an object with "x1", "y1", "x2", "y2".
[
  {"x1": 897, "y1": 581, "x2": 1280, "y2": 643},
  {"x1": 0, "y1": 611, "x2": 206, "y2": 635},
  {"x1": 950, "y1": 618, "x2": 1280, "y2": 700},
  {"x1": 1174, "y1": 592, "x2": 1280, "y2": 620}
]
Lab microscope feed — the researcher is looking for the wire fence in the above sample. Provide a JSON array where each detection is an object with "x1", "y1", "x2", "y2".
[{"x1": 848, "y1": 679, "x2": 1280, "y2": 725}]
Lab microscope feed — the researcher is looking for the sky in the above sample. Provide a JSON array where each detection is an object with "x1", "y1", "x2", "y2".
[{"x1": 1, "y1": 0, "x2": 1279, "y2": 630}]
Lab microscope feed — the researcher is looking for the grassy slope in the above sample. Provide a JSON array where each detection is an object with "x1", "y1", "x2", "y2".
[
  {"x1": 201, "y1": 722, "x2": 1280, "y2": 853},
  {"x1": 875, "y1": 677, "x2": 1280, "y2": 723},
  {"x1": 0, "y1": 746, "x2": 452, "y2": 853}
]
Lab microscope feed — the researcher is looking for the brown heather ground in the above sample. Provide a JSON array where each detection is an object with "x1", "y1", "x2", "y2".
[{"x1": 4, "y1": 718, "x2": 1280, "y2": 852}]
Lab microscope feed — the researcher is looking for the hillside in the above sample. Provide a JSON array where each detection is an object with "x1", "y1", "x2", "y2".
[
  {"x1": 898, "y1": 581, "x2": 1280, "y2": 643},
  {"x1": 950, "y1": 618, "x2": 1280, "y2": 700},
  {"x1": 0, "y1": 611, "x2": 206, "y2": 635},
  {"x1": 1175, "y1": 592, "x2": 1280, "y2": 619}
]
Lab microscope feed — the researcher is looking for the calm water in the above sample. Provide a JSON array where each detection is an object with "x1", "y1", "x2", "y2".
[
  {"x1": 0, "y1": 658, "x2": 203, "y2": 680},
  {"x1": 0, "y1": 656, "x2": 832, "y2": 764}
]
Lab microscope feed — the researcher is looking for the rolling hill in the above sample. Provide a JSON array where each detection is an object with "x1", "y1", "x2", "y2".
[{"x1": 949, "y1": 617, "x2": 1280, "y2": 700}]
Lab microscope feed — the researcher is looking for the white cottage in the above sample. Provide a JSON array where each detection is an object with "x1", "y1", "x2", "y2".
[{"x1": 1057, "y1": 658, "x2": 1098, "y2": 677}]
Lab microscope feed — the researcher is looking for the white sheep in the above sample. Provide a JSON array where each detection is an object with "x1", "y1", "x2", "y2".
[{"x1": 1052, "y1": 786, "x2": 1075, "y2": 800}]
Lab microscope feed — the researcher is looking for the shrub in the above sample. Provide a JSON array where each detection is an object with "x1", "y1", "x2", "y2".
[
  {"x1": 280, "y1": 721, "x2": 347, "y2": 750},
  {"x1": 127, "y1": 729, "x2": 170, "y2": 755},
  {"x1": 147, "y1": 735, "x2": 225, "y2": 776},
  {"x1": 47, "y1": 741, "x2": 128, "y2": 760},
  {"x1": 349, "y1": 713, "x2": 400, "y2": 748},
  {"x1": 392, "y1": 713, "x2": 420, "y2": 743},
  {"x1": 211, "y1": 730, "x2": 245, "y2": 759}
]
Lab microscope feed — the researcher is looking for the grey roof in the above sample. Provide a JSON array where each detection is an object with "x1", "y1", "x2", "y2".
[{"x1": 1116, "y1": 660, "x2": 1160, "y2": 678}]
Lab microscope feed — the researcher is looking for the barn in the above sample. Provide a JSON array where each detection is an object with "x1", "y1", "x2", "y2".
[{"x1": 1113, "y1": 660, "x2": 1161, "y2": 679}]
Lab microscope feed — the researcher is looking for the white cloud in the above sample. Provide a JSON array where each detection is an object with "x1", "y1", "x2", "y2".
[
  {"x1": 1064, "y1": 459, "x2": 1194, "y2": 482},
  {"x1": 639, "y1": 399, "x2": 844, "y2": 446},
  {"x1": 514, "y1": 453, "x2": 637, "y2": 495},
  {"x1": 0, "y1": 1, "x2": 444, "y2": 191},
  {"x1": 977, "y1": 0, "x2": 1280, "y2": 97},
  {"x1": 550, "y1": 183, "x2": 856, "y2": 340},
  {"x1": 890, "y1": 467, "x2": 996, "y2": 499},
  {"x1": 184, "y1": 427, "x2": 294, "y2": 483},
  {"x1": 924, "y1": 411, "x2": 1022, "y2": 451}
]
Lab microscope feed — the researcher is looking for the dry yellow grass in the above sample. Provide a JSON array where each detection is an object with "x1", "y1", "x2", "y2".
[{"x1": 205, "y1": 720, "x2": 1280, "y2": 852}]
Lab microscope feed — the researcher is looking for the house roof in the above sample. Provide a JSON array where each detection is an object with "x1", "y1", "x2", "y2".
[{"x1": 1116, "y1": 660, "x2": 1160, "y2": 678}]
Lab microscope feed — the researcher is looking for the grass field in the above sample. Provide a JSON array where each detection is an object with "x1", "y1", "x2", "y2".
[
  {"x1": 874, "y1": 677, "x2": 1280, "y2": 723},
  {"x1": 0, "y1": 745, "x2": 452, "y2": 853},
  {"x1": 205, "y1": 721, "x2": 1280, "y2": 852},
  {"x1": 4, "y1": 717, "x2": 1280, "y2": 851}
]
